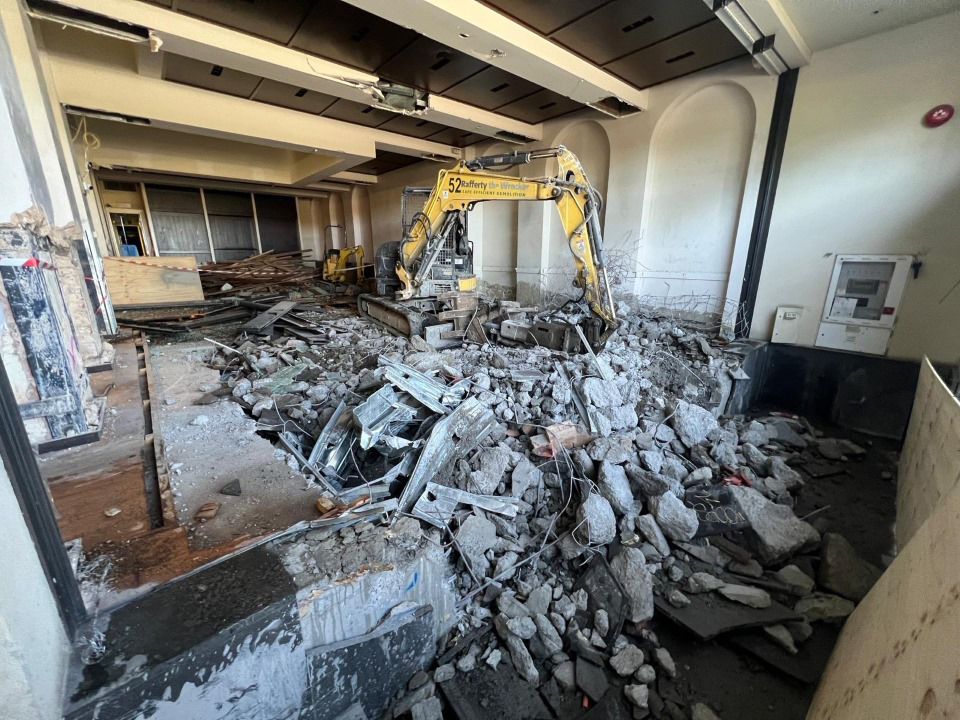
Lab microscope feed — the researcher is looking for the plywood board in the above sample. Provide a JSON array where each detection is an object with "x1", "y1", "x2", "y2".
[
  {"x1": 896, "y1": 357, "x2": 960, "y2": 547},
  {"x1": 806, "y1": 478, "x2": 960, "y2": 719},
  {"x1": 103, "y1": 256, "x2": 204, "y2": 306},
  {"x1": 808, "y1": 362, "x2": 960, "y2": 719}
]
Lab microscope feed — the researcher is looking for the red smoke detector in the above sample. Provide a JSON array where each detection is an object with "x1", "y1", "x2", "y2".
[{"x1": 924, "y1": 104, "x2": 954, "y2": 127}]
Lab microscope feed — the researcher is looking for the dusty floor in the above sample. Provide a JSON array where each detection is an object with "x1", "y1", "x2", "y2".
[
  {"x1": 649, "y1": 427, "x2": 898, "y2": 720},
  {"x1": 150, "y1": 339, "x2": 325, "y2": 548}
]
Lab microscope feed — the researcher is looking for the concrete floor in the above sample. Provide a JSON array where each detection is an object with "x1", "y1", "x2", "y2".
[{"x1": 150, "y1": 340, "x2": 325, "y2": 548}]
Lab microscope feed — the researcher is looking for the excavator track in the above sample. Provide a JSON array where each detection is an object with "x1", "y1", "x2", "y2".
[{"x1": 357, "y1": 293, "x2": 429, "y2": 339}]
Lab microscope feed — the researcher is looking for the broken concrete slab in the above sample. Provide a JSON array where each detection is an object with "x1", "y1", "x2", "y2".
[
  {"x1": 576, "y1": 656, "x2": 609, "y2": 702},
  {"x1": 635, "y1": 514, "x2": 670, "y2": 557},
  {"x1": 577, "y1": 493, "x2": 617, "y2": 546},
  {"x1": 654, "y1": 591, "x2": 801, "y2": 640},
  {"x1": 511, "y1": 456, "x2": 543, "y2": 498},
  {"x1": 717, "y1": 584, "x2": 772, "y2": 609},
  {"x1": 440, "y1": 663, "x2": 551, "y2": 720},
  {"x1": 795, "y1": 593, "x2": 856, "y2": 623},
  {"x1": 650, "y1": 492, "x2": 699, "y2": 542},
  {"x1": 609, "y1": 645, "x2": 645, "y2": 676},
  {"x1": 730, "y1": 486, "x2": 820, "y2": 563},
  {"x1": 598, "y1": 460, "x2": 634, "y2": 515},
  {"x1": 818, "y1": 532, "x2": 882, "y2": 601},
  {"x1": 775, "y1": 565, "x2": 816, "y2": 595},
  {"x1": 610, "y1": 548, "x2": 654, "y2": 623},
  {"x1": 685, "y1": 572, "x2": 724, "y2": 594},
  {"x1": 670, "y1": 400, "x2": 718, "y2": 447}
]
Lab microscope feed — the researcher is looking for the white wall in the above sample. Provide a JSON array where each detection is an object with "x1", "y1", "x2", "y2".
[
  {"x1": 752, "y1": 10, "x2": 960, "y2": 362},
  {"x1": 0, "y1": 456, "x2": 69, "y2": 720}
]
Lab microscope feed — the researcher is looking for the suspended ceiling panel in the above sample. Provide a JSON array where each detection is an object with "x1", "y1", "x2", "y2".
[
  {"x1": 424, "y1": 128, "x2": 487, "y2": 148},
  {"x1": 605, "y1": 19, "x2": 746, "y2": 88},
  {"x1": 250, "y1": 79, "x2": 338, "y2": 115},
  {"x1": 164, "y1": 54, "x2": 261, "y2": 98},
  {"x1": 376, "y1": 37, "x2": 488, "y2": 94},
  {"x1": 482, "y1": 0, "x2": 609, "y2": 35},
  {"x1": 376, "y1": 115, "x2": 449, "y2": 139},
  {"x1": 290, "y1": 2, "x2": 418, "y2": 73},
  {"x1": 495, "y1": 89, "x2": 582, "y2": 124},
  {"x1": 175, "y1": 0, "x2": 314, "y2": 44},
  {"x1": 550, "y1": 0, "x2": 715, "y2": 66},
  {"x1": 442, "y1": 66, "x2": 542, "y2": 111},
  {"x1": 321, "y1": 99, "x2": 397, "y2": 127}
]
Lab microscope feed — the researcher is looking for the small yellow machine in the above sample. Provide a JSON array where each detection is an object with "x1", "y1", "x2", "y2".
[
  {"x1": 321, "y1": 224, "x2": 365, "y2": 285},
  {"x1": 358, "y1": 146, "x2": 619, "y2": 351}
]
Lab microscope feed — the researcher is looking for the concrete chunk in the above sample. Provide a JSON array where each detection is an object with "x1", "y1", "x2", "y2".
[
  {"x1": 731, "y1": 486, "x2": 820, "y2": 563},
  {"x1": 610, "y1": 547, "x2": 654, "y2": 623},
  {"x1": 818, "y1": 533, "x2": 882, "y2": 601},
  {"x1": 597, "y1": 460, "x2": 634, "y2": 515}
]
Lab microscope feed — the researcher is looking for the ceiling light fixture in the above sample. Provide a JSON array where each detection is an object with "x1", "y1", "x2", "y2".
[{"x1": 706, "y1": 0, "x2": 789, "y2": 75}]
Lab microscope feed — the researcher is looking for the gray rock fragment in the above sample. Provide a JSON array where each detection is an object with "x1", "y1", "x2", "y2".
[
  {"x1": 597, "y1": 460, "x2": 634, "y2": 515},
  {"x1": 576, "y1": 493, "x2": 617, "y2": 546},
  {"x1": 685, "y1": 572, "x2": 725, "y2": 594},
  {"x1": 671, "y1": 400, "x2": 719, "y2": 446},
  {"x1": 718, "y1": 584, "x2": 771, "y2": 609},
  {"x1": 582, "y1": 377, "x2": 622, "y2": 408},
  {"x1": 650, "y1": 492, "x2": 699, "y2": 542},
  {"x1": 434, "y1": 664, "x2": 455, "y2": 683},
  {"x1": 764, "y1": 624, "x2": 798, "y2": 654},
  {"x1": 468, "y1": 446, "x2": 511, "y2": 494},
  {"x1": 525, "y1": 585, "x2": 553, "y2": 616},
  {"x1": 506, "y1": 616, "x2": 537, "y2": 640},
  {"x1": 634, "y1": 664, "x2": 656, "y2": 685},
  {"x1": 553, "y1": 660, "x2": 576, "y2": 691},
  {"x1": 610, "y1": 645, "x2": 645, "y2": 676},
  {"x1": 731, "y1": 486, "x2": 820, "y2": 563},
  {"x1": 411, "y1": 696, "x2": 443, "y2": 720},
  {"x1": 653, "y1": 647, "x2": 676, "y2": 678},
  {"x1": 534, "y1": 613, "x2": 563, "y2": 654},
  {"x1": 635, "y1": 514, "x2": 671, "y2": 557},
  {"x1": 497, "y1": 593, "x2": 530, "y2": 619},
  {"x1": 665, "y1": 588, "x2": 690, "y2": 608},
  {"x1": 456, "y1": 513, "x2": 497, "y2": 573},
  {"x1": 594, "y1": 609, "x2": 609, "y2": 637},
  {"x1": 511, "y1": 457, "x2": 543, "y2": 498},
  {"x1": 739, "y1": 421, "x2": 769, "y2": 447},
  {"x1": 610, "y1": 548, "x2": 654, "y2": 623},
  {"x1": 776, "y1": 564, "x2": 816, "y2": 595},
  {"x1": 795, "y1": 593, "x2": 855, "y2": 622},
  {"x1": 818, "y1": 532, "x2": 882, "y2": 601},
  {"x1": 624, "y1": 684, "x2": 649, "y2": 709}
]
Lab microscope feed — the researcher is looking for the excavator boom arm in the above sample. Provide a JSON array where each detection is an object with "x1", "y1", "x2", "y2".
[{"x1": 397, "y1": 146, "x2": 619, "y2": 348}]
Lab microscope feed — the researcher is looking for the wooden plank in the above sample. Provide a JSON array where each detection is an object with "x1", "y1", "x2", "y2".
[
  {"x1": 43, "y1": 340, "x2": 151, "y2": 546},
  {"x1": 103, "y1": 256, "x2": 204, "y2": 306},
  {"x1": 238, "y1": 300, "x2": 297, "y2": 334},
  {"x1": 896, "y1": 357, "x2": 960, "y2": 547}
]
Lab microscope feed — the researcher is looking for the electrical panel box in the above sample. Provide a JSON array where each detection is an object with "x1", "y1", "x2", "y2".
[
  {"x1": 816, "y1": 254, "x2": 913, "y2": 355},
  {"x1": 772, "y1": 306, "x2": 803, "y2": 344}
]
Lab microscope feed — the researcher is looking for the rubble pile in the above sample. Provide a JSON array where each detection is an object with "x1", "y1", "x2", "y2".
[{"x1": 203, "y1": 299, "x2": 884, "y2": 720}]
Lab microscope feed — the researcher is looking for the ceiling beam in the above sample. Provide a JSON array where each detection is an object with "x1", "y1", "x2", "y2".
[
  {"x1": 36, "y1": 0, "x2": 543, "y2": 141},
  {"x1": 338, "y1": 0, "x2": 648, "y2": 115},
  {"x1": 43, "y1": 49, "x2": 465, "y2": 176}
]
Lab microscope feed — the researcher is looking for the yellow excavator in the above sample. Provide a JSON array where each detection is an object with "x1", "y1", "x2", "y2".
[{"x1": 358, "y1": 146, "x2": 619, "y2": 352}]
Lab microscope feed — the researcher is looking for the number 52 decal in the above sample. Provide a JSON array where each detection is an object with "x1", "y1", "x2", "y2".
[{"x1": 447, "y1": 177, "x2": 462, "y2": 193}]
